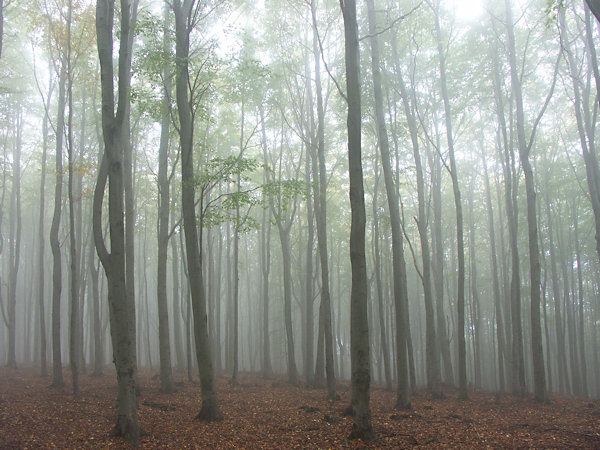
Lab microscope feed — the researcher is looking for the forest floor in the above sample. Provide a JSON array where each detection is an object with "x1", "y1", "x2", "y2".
[{"x1": 0, "y1": 368, "x2": 599, "y2": 448}]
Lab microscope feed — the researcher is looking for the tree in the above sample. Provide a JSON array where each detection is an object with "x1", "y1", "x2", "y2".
[
  {"x1": 430, "y1": 0, "x2": 466, "y2": 399},
  {"x1": 341, "y1": 0, "x2": 374, "y2": 440},
  {"x1": 156, "y1": 2, "x2": 175, "y2": 394},
  {"x1": 309, "y1": 0, "x2": 335, "y2": 399},
  {"x1": 94, "y1": 0, "x2": 140, "y2": 442},
  {"x1": 173, "y1": 0, "x2": 221, "y2": 421},
  {"x1": 366, "y1": 0, "x2": 409, "y2": 408},
  {"x1": 504, "y1": 0, "x2": 557, "y2": 402}
]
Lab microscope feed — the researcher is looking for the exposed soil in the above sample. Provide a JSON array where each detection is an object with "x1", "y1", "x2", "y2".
[{"x1": 0, "y1": 368, "x2": 598, "y2": 448}]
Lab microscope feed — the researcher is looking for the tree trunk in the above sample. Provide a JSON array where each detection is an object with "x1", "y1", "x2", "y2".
[
  {"x1": 37, "y1": 63, "x2": 53, "y2": 378},
  {"x1": 171, "y1": 226, "x2": 184, "y2": 371},
  {"x1": 156, "y1": 8, "x2": 175, "y2": 390},
  {"x1": 371, "y1": 166, "x2": 392, "y2": 391},
  {"x1": 66, "y1": 5, "x2": 81, "y2": 393},
  {"x1": 7, "y1": 106, "x2": 22, "y2": 369},
  {"x1": 467, "y1": 187, "x2": 482, "y2": 389},
  {"x1": 366, "y1": 0, "x2": 409, "y2": 407},
  {"x1": 432, "y1": 3, "x2": 465, "y2": 399},
  {"x1": 259, "y1": 106, "x2": 272, "y2": 378},
  {"x1": 276, "y1": 226, "x2": 299, "y2": 386},
  {"x1": 50, "y1": 63, "x2": 67, "y2": 387},
  {"x1": 573, "y1": 205, "x2": 588, "y2": 396},
  {"x1": 481, "y1": 145, "x2": 505, "y2": 393},
  {"x1": 308, "y1": 1, "x2": 336, "y2": 398},
  {"x1": 173, "y1": 0, "x2": 221, "y2": 421},
  {"x1": 505, "y1": 0, "x2": 549, "y2": 402},
  {"x1": 341, "y1": 0, "x2": 374, "y2": 440},
  {"x1": 94, "y1": 0, "x2": 140, "y2": 442},
  {"x1": 546, "y1": 198, "x2": 569, "y2": 393}
]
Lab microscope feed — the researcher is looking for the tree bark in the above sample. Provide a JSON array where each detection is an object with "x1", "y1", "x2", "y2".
[
  {"x1": 432, "y1": 2, "x2": 465, "y2": 399},
  {"x1": 173, "y1": 0, "x2": 221, "y2": 420},
  {"x1": 341, "y1": 0, "x2": 374, "y2": 440},
  {"x1": 156, "y1": 1, "x2": 175, "y2": 393},
  {"x1": 309, "y1": 0, "x2": 336, "y2": 398},
  {"x1": 94, "y1": 0, "x2": 140, "y2": 442},
  {"x1": 505, "y1": 0, "x2": 549, "y2": 402},
  {"x1": 7, "y1": 106, "x2": 22, "y2": 369},
  {"x1": 481, "y1": 144, "x2": 505, "y2": 393},
  {"x1": 366, "y1": 0, "x2": 409, "y2": 407},
  {"x1": 50, "y1": 64, "x2": 67, "y2": 387}
]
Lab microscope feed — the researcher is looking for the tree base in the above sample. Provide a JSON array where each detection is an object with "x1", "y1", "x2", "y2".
[
  {"x1": 342, "y1": 404, "x2": 353, "y2": 416},
  {"x1": 327, "y1": 392, "x2": 340, "y2": 401},
  {"x1": 394, "y1": 399, "x2": 412, "y2": 410},
  {"x1": 348, "y1": 423, "x2": 377, "y2": 442},
  {"x1": 160, "y1": 384, "x2": 177, "y2": 394},
  {"x1": 110, "y1": 417, "x2": 142, "y2": 445},
  {"x1": 195, "y1": 405, "x2": 223, "y2": 422}
]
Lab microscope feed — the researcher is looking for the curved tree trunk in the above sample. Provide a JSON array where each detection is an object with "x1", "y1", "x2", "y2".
[
  {"x1": 50, "y1": 64, "x2": 67, "y2": 387},
  {"x1": 94, "y1": 0, "x2": 140, "y2": 442}
]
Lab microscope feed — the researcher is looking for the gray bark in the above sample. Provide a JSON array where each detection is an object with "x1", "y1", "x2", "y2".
[
  {"x1": 366, "y1": 0, "x2": 409, "y2": 407},
  {"x1": 94, "y1": 0, "x2": 140, "y2": 441},
  {"x1": 341, "y1": 0, "x2": 374, "y2": 440},
  {"x1": 173, "y1": 0, "x2": 221, "y2": 420}
]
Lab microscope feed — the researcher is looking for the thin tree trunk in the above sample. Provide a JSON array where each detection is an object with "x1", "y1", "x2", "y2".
[
  {"x1": 366, "y1": 0, "x2": 409, "y2": 407},
  {"x1": 309, "y1": 1, "x2": 336, "y2": 399},
  {"x1": 50, "y1": 64, "x2": 67, "y2": 387},
  {"x1": 546, "y1": 198, "x2": 569, "y2": 393},
  {"x1": 66, "y1": 2, "x2": 81, "y2": 394},
  {"x1": 481, "y1": 145, "x2": 505, "y2": 393},
  {"x1": 432, "y1": 2, "x2": 465, "y2": 399},
  {"x1": 371, "y1": 165, "x2": 392, "y2": 391},
  {"x1": 573, "y1": 205, "x2": 588, "y2": 397},
  {"x1": 155, "y1": 1, "x2": 175, "y2": 393},
  {"x1": 37, "y1": 62, "x2": 53, "y2": 378},
  {"x1": 7, "y1": 106, "x2": 22, "y2": 369}
]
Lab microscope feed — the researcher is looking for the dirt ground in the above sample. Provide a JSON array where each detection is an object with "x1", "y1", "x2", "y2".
[{"x1": 0, "y1": 368, "x2": 599, "y2": 448}]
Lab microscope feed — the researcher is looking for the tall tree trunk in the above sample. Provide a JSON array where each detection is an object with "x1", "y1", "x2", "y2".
[
  {"x1": 259, "y1": 106, "x2": 272, "y2": 378},
  {"x1": 171, "y1": 225, "x2": 184, "y2": 371},
  {"x1": 66, "y1": 3, "x2": 81, "y2": 394},
  {"x1": 276, "y1": 225, "x2": 299, "y2": 386},
  {"x1": 490, "y1": 17, "x2": 525, "y2": 396},
  {"x1": 37, "y1": 63, "x2": 53, "y2": 378},
  {"x1": 546, "y1": 198, "x2": 569, "y2": 393},
  {"x1": 432, "y1": 2, "x2": 465, "y2": 399},
  {"x1": 371, "y1": 165, "x2": 392, "y2": 391},
  {"x1": 467, "y1": 187, "x2": 482, "y2": 388},
  {"x1": 50, "y1": 64, "x2": 67, "y2": 387},
  {"x1": 481, "y1": 145, "x2": 505, "y2": 393},
  {"x1": 505, "y1": 0, "x2": 553, "y2": 402},
  {"x1": 156, "y1": 2, "x2": 175, "y2": 392},
  {"x1": 173, "y1": 0, "x2": 221, "y2": 420},
  {"x1": 309, "y1": 1, "x2": 336, "y2": 398},
  {"x1": 573, "y1": 205, "x2": 588, "y2": 397},
  {"x1": 366, "y1": 0, "x2": 409, "y2": 407},
  {"x1": 7, "y1": 106, "x2": 22, "y2": 369},
  {"x1": 430, "y1": 135, "x2": 453, "y2": 387},
  {"x1": 303, "y1": 135, "x2": 314, "y2": 384},
  {"x1": 94, "y1": 0, "x2": 140, "y2": 442},
  {"x1": 231, "y1": 171, "x2": 241, "y2": 385},
  {"x1": 90, "y1": 240, "x2": 103, "y2": 376},
  {"x1": 341, "y1": 0, "x2": 374, "y2": 440}
]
